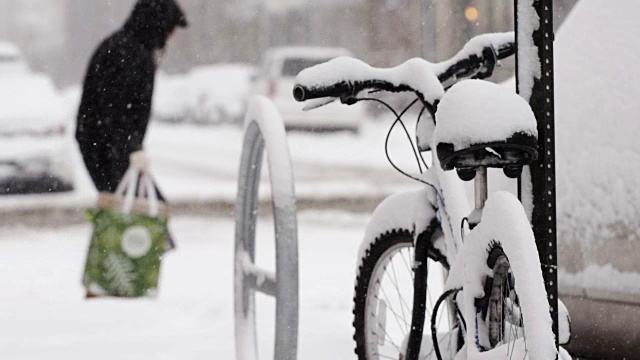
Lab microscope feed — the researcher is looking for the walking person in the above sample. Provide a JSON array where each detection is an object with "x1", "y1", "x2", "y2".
[{"x1": 75, "y1": 0, "x2": 188, "y2": 197}]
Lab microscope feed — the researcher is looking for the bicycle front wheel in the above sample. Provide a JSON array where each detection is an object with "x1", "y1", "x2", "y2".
[{"x1": 353, "y1": 227, "x2": 457, "y2": 360}]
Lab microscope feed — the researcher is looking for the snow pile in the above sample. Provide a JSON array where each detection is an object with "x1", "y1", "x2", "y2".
[
  {"x1": 555, "y1": 0, "x2": 640, "y2": 278},
  {"x1": 434, "y1": 79, "x2": 537, "y2": 150}
]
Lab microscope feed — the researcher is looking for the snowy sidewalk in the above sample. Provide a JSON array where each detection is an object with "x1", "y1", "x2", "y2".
[{"x1": 0, "y1": 211, "x2": 367, "y2": 359}]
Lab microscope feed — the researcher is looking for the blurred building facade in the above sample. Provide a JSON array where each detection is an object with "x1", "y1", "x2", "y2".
[{"x1": 0, "y1": 0, "x2": 578, "y2": 87}]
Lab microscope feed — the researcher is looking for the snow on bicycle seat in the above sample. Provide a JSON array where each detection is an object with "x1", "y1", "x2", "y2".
[{"x1": 434, "y1": 79, "x2": 538, "y2": 177}]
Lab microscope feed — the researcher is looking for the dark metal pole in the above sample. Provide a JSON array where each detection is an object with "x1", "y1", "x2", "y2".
[{"x1": 514, "y1": 0, "x2": 559, "y2": 351}]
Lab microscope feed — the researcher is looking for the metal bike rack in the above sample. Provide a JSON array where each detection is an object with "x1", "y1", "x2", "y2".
[{"x1": 234, "y1": 97, "x2": 299, "y2": 360}]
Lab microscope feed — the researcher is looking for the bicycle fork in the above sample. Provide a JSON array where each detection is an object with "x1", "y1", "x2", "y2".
[
  {"x1": 406, "y1": 232, "x2": 432, "y2": 360},
  {"x1": 405, "y1": 167, "x2": 489, "y2": 360},
  {"x1": 405, "y1": 218, "x2": 442, "y2": 360}
]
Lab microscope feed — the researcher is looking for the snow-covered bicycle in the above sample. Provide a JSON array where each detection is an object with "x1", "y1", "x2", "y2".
[{"x1": 293, "y1": 33, "x2": 569, "y2": 360}]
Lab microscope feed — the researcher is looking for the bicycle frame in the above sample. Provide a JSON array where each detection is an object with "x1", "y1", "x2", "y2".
[{"x1": 405, "y1": 162, "x2": 490, "y2": 359}]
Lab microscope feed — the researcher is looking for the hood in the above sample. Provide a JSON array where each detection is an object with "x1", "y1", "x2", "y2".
[{"x1": 123, "y1": 0, "x2": 188, "y2": 50}]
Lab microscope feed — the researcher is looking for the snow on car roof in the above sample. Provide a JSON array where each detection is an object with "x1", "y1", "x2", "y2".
[
  {"x1": 0, "y1": 41, "x2": 29, "y2": 75},
  {"x1": 0, "y1": 41, "x2": 22, "y2": 57},
  {"x1": 265, "y1": 46, "x2": 352, "y2": 60}
]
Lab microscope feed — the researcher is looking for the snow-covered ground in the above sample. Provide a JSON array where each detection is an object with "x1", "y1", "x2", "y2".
[{"x1": 0, "y1": 211, "x2": 367, "y2": 359}]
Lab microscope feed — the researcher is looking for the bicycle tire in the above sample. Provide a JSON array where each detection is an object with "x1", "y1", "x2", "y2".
[
  {"x1": 469, "y1": 192, "x2": 555, "y2": 359},
  {"x1": 476, "y1": 241, "x2": 548, "y2": 359},
  {"x1": 482, "y1": 244, "x2": 522, "y2": 349},
  {"x1": 353, "y1": 227, "x2": 456, "y2": 360},
  {"x1": 473, "y1": 242, "x2": 541, "y2": 358}
]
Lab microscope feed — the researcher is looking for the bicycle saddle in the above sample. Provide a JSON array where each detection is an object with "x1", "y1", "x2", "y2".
[{"x1": 434, "y1": 79, "x2": 538, "y2": 180}]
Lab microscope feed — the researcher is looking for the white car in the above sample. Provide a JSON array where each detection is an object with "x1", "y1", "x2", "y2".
[
  {"x1": 152, "y1": 64, "x2": 254, "y2": 125},
  {"x1": 0, "y1": 41, "x2": 73, "y2": 194},
  {"x1": 186, "y1": 64, "x2": 254, "y2": 125},
  {"x1": 152, "y1": 71, "x2": 190, "y2": 124},
  {"x1": 251, "y1": 46, "x2": 364, "y2": 133}
]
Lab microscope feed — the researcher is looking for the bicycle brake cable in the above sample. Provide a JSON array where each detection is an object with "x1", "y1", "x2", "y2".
[
  {"x1": 384, "y1": 99, "x2": 423, "y2": 173},
  {"x1": 352, "y1": 96, "x2": 439, "y2": 192},
  {"x1": 431, "y1": 287, "x2": 464, "y2": 360},
  {"x1": 460, "y1": 217, "x2": 469, "y2": 243},
  {"x1": 414, "y1": 104, "x2": 431, "y2": 171},
  {"x1": 355, "y1": 97, "x2": 422, "y2": 170}
]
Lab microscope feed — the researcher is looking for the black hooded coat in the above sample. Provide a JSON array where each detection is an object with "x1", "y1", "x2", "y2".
[{"x1": 76, "y1": 0, "x2": 187, "y2": 195}]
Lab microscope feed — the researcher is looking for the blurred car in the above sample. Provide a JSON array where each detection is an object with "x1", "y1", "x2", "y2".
[
  {"x1": 186, "y1": 64, "x2": 253, "y2": 125},
  {"x1": 152, "y1": 64, "x2": 253, "y2": 126},
  {"x1": 251, "y1": 46, "x2": 364, "y2": 133},
  {"x1": 0, "y1": 41, "x2": 73, "y2": 194},
  {"x1": 152, "y1": 71, "x2": 191, "y2": 124},
  {"x1": 0, "y1": 41, "x2": 29, "y2": 75}
]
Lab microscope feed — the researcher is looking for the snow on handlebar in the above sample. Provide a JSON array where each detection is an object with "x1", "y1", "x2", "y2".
[
  {"x1": 293, "y1": 57, "x2": 444, "y2": 104},
  {"x1": 433, "y1": 32, "x2": 514, "y2": 82},
  {"x1": 293, "y1": 32, "x2": 514, "y2": 105}
]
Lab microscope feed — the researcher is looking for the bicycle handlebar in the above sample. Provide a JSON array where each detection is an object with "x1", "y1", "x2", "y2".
[
  {"x1": 292, "y1": 76, "x2": 428, "y2": 105},
  {"x1": 435, "y1": 32, "x2": 514, "y2": 82},
  {"x1": 293, "y1": 32, "x2": 514, "y2": 105}
]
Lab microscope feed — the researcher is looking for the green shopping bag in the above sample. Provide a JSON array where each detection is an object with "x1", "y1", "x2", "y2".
[{"x1": 82, "y1": 167, "x2": 169, "y2": 298}]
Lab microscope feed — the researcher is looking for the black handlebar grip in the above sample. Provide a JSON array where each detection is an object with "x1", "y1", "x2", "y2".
[
  {"x1": 293, "y1": 85, "x2": 307, "y2": 102},
  {"x1": 496, "y1": 42, "x2": 515, "y2": 60},
  {"x1": 292, "y1": 81, "x2": 356, "y2": 102}
]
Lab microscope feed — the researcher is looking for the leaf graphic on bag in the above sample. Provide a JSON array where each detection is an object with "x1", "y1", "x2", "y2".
[{"x1": 103, "y1": 253, "x2": 137, "y2": 296}]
